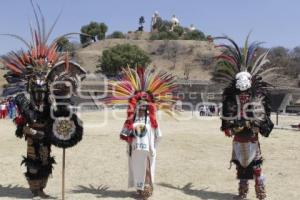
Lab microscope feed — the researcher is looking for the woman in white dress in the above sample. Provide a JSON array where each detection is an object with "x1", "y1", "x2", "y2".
[
  {"x1": 107, "y1": 67, "x2": 177, "y2": 199},
  {"x1": 125, "y1": 101, "x2": 161, "y2": 198}
]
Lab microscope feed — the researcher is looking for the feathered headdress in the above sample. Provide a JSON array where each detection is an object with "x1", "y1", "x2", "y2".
[
  {"x1": 214, "y1": 35, "x2": 274, "y2": 91},
  {"x1": 1, "y1": 0, "x2": 87, "y2": 96},
  {"x1": 1, "y1": 0, "x2": 65, "y2": 76},
  {"x1": 106, "y1": 66, "x2": 177, "y2": 140}
]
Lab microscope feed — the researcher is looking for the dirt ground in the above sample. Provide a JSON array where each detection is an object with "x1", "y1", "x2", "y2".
[{"x1": 0, "y1": 111, "x2": 300, "y2": 200}]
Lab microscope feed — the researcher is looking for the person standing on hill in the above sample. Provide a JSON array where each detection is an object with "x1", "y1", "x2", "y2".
[{"x1": 215, "y1": 36, "x2": 274, "y2": 200}]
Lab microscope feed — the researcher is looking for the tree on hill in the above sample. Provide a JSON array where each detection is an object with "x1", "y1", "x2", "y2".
[
  {"x1": 150, "y1": 17, "x2": 207, "y2": 41},
  {"x1": 173, "y1": 26, "x2": 184, "y2": 37},
  {"x1": 138, "y1": 16, "x2": 145, "y2": 31},
  {"x1": 80, "y1": 22, "x2": 108, "y2": 45},
  {"x1": 150, "y1": 31, "x2": 179, "y2": 40},
  {"x1": 183, "y1": 30, "x2": 206, "y2": 40},
  {"x1": 109, "y1": 31, "x2": 126, "y2": 39},
  {"x1": 270, "y1": 46, "x2": 300, "y2": 78},
  {"x1": 150, "y1": 20, "x2": 181, "y2": 40},
  {"x1": 56, "y1": 37, "x2": 75, "y2": 52},
  {"x1": 98, "y1": 44, "x2": 151, "y2": 76},
  {"x1": 152, "y1": 17, "x2": 163, "y2": 31}
]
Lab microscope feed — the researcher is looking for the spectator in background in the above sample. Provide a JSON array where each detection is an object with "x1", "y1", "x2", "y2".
[
  {"x1": 0, "y1": 100, "x2": 8, "y2": 119},
  {"x1": 199, "y1": 105, "x2": 211, "y2": 116},
  {"x1": 209, "y1": 105, "x2": 216, "y2": 115},
  {"x1": 0, "y1": 100, "x2": 3, "y2": 118},
  {"x1": 4, "y1": 99, "x2": 8, "y2": 118},
  {"x1": 8, "y1": 98, "x2": 16, "y2": 119}
]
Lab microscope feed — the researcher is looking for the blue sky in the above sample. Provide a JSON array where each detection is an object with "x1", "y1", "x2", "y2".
[{"x1": 0, "y1": 0, "x2": 300, "y2": 54}]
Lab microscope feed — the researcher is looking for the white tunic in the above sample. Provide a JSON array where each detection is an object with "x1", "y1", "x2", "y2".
[
  {"x1": 0, "y1": 104, "x2": 6, "y2": 110},
  {"x1": 127, "y1": 117, "x2": 161, "y2": 190},
  {"x1": 232, "y1": 141, "x2": 261, "y2": 168}
]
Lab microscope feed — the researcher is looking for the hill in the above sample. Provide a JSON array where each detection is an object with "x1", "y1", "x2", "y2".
[
  {"x1": 75, "y1": 38, "x2": 298, "y2": 87},
  {"x1": 0, "y1": 37, "x2": 298, "y2": 93},
  {"x1": 75, "y1": 39, "x2": 218, "y2": 80}
]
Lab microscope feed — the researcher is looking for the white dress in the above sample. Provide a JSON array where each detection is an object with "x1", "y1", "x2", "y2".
[{"x1": 127, "y1": 117, "x2": 161, "y2": 190}]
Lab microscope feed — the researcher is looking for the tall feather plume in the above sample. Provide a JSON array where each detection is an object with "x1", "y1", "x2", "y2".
[
  {"x1": 214, "y1": 35, "x2": 272, "y2": 89},
  {"x1": 106, "y1": 67, "x2": 178, "y2": 112},
  {"x1": 31, "y1": 0, "x2": 42, "y2": 45},
  {"x1": 0, "y1": 34, "x2": 32, "y2": 49},
  {"x1": 1, "y1": 0, "x2": 66, "y2": 76},
  {"x1": 215, "y1": 36, "x2": 243, "y2": 70}
]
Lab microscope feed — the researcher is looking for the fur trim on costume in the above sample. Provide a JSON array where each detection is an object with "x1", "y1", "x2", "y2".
[
  {"x1": 138, "y1": 185, "x2": 153, "y2": 199},
  {"x1": 21, "y1": 156, "x2": 56, "y2": 180},
  {"x1": 232, "y1": 159, "x2": 263, "y2": 180},
  {"x1": 255, "y1": 184, "x2": 266, "y2": 200},
  {"x1": 238, "y1": 179, "x2": 249, "y2": 199},
  {"x1": 47, "y1": 114, "x2": 83, "y2": 148},
  {"x1": 15, "y1": 125, "x2": 25, "y2": 138}
]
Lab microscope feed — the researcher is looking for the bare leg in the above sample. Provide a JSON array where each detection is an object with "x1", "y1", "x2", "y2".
[
  {"x1": 145, "y1": 157, "x2": 152, "y2": 186},
  {"x1": 38, "y1": 178, "x2": 50, "y2": 198}
]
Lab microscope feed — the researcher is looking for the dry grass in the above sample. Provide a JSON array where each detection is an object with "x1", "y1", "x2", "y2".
[
  {"x1": 0, "y1": 111, "x2": 299, "y2": 200},
  {"x1": 76, "y1": 39, "x2": 218, "y2": 80}
]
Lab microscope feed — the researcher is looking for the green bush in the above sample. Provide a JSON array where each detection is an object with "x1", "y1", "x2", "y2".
[
  {"x1": 173, "y1": 26, "x2": 184, "y2": 37},
  {"x1": 109, "y1": 31, "x2": 125, "y2": 39},
  {"x1": 138, "y1": 16, "x2": 145, "y2": 31},
  {"x1": 80, "y1": 21, "x2": 108, "y2": 45},
  {"x1": 183, "y1": 30, "x2": 206, "y2": 40},
  {"x1": 152, "y1": 17, "x2": 163, "y2": 30},
  {"x1": 150, "y1": 31, "x2": 179, "y2": 40},
  {"x1": 158, "y1": 20, "x2": 173, "y2": 32},
  {"x1": 56, "y1": 37, "x2": 75, "y2": 52},
  {"x1": 98, "y1": 44, "x2": 151, "y2": 76}
]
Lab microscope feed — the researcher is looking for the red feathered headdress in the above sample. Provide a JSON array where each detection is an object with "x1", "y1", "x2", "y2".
[{"x1": 107, "y1": 66, "x2": 177, "y2": 142}]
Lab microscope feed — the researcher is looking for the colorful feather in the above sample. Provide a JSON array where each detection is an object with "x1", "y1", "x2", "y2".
[
  {"x1": 106, "y1": 66, "x2": 178, "y2": 113},
  {"x1": 1, "y1": 1, "x2": 67, "y2": 77}
]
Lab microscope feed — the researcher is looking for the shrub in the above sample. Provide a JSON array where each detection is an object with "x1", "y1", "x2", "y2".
[
  {"x1": 150, "y1": 31, "x2": 179, "y2": 40},
  {"x1": 183, "y1": 30, "x2": 206, "y2": 40},
  {"x1": 80, "y1": 22, "x2": 108, "y2": 45},
  {"x1": 109, "y1": 31, "x2": 125, "y2": 39},
  {"x1": 56, "y1": 37, "x2": 76, "y2": 52},
  {"x1": 173, "y1": 26, "x2": 184, "y2": 37},
  {"x1": 98, "y1": 44, "x2": 151, "y2": 76}
]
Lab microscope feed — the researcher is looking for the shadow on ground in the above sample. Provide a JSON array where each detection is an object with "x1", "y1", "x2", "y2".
[
  {"x1": 0, "y1": 184, "x2": 57, "y2": 199},
  {"x1": 158, "y1": 182, "x2": 237, "y2": 200},
  {"x1": 72, "y1": 184, "x2": 137, "y2": 199},
  {"x1": 0, "y1": 184, "x2": 31, "y2": 199}
]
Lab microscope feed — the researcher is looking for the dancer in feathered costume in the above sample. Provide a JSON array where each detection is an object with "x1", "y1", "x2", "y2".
[
  {"x1": 107, "y1": 66, "x2": 177, "y2": 199},
  {"x1": 1, "y1": 2, "x2": 86, "y2": 198},
  {"x1": 215, "y1": 36, "x2": 274, "y2": 200}
]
